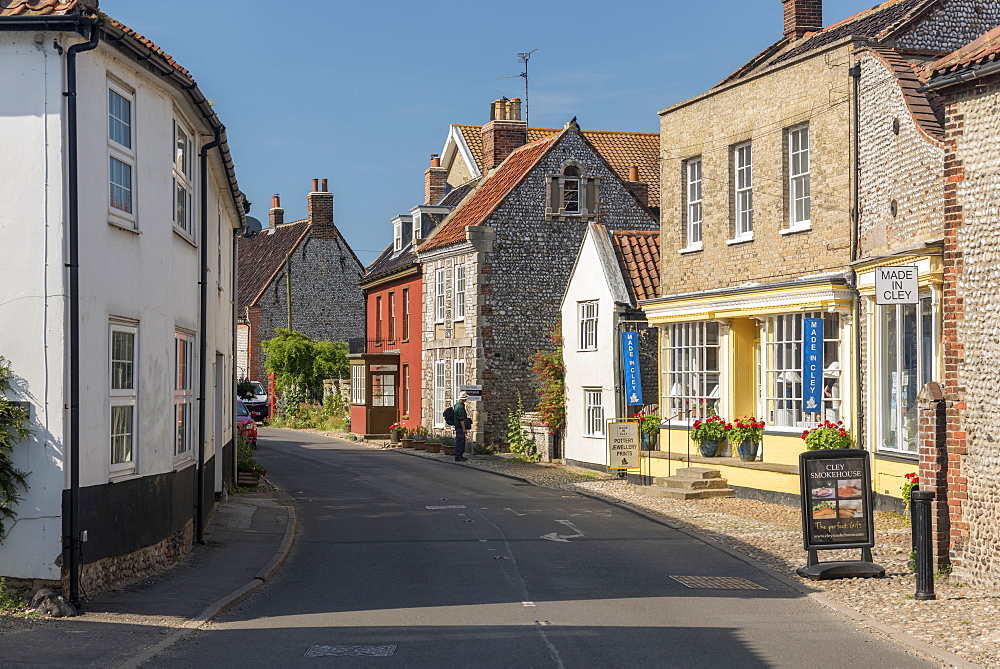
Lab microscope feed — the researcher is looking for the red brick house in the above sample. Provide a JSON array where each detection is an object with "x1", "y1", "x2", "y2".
[{"x1": 237, "y1": 180, "x2": 364, "y2": 386}]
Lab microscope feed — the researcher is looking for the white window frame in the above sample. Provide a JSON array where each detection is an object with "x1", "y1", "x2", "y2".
[
  {"x1": 662, "y1": 321, "x2": 721, "y2": 424},
  {"x1": 402, "y1": 287, "x2": 410, "y2": 341},
  {"x1": 402, "y1": 364, "x2": 410, "y2": 416},
  {"x1": 434, "y1": 358, "x2": 449, "y2": 428},
  {"x1": 393, "y1": 219, "x2": 403, "y2": 252},
  {"x1": 584, "y1": 389, "x2": 605, "y2": 437},
  {"x1": 172, "y1": 119, "x2": 195, "y2": 240},
  {"x1": 108, "y1": 81, "x2": 136, "y2": 227},
  {"x1": 579, "y1": 301, "x2": 598, "y2": 351},
  {"x1": 109, "y1": 321, "x2": 138, "y2": 474},
  {"x1": 454, "y1": 265, "x2": 466, "y2": 321},
  {"x1": 761, "y1": 312, "x2": 842, "y2": 430},
  {"x1": 412, "y1": 213, "x2": 423, "y2": 242},
  {"x1": 174, "y1": 332, "x2": 195, "y2": 459},
  {"x1": 562, "y1": 167, "x2": 581, "y2": 214},
  {"x1": 351, "y1": 364, "x2": 366, "y2": 405},
  {"x1": 454, "y1": 358, "x2": 466, "y2": 405},
  {"x1": 787, "y1": 124, "x2": 811, "y2": 230},
  {"x1": 388, "y1": 292, "x2": 396, "y2": 342},
  {"x1": 875, "y1": 294, "x2": 937, "y2": 454},
  {"x1": 684, "y1": 158, "x2": 703, "y2": 250},
  {"x1": 734, "y1": 142, "x2": 753, "y2": 239},
  {"x1": 435, "y1": 268, "x2": 447, "y2": 322}
]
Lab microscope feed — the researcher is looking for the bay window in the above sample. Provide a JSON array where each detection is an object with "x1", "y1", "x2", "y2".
[{"x1": 663, "y1": 321, "x2": 720, "y2": 422}]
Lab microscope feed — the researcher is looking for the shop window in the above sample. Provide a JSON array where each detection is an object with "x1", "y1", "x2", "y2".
[
  {"x1": 663, "y1": 321, "x2": 720, "y2": 422},
  {"x1": 762, "y1": 312, "x2": 841, "y2": 428},
  {"x1": 877, "y1": 296, "x2": 936, "y2": 454}
]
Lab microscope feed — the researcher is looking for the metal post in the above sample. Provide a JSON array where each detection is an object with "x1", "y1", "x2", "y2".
[{"x1": 912, "y1": 489, "x2": 936, "y2": 601}]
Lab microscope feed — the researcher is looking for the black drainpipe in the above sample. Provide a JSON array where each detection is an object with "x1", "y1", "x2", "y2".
[
  {"x1": 66, "y1": 19, "x2": 101, "y2": 610},
  {"x1": 196, "y1": 127, "x2": 223, "y2": 544},
  {"x1": 848, "y1": 58, "x2": 864, "y2": 449}
]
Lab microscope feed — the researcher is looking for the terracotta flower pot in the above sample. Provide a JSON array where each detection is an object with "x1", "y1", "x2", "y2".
[
  {"x1": 426, "y1": 442, "x2": 441, "y2": 453},
  {"x1": 443, "y1": 445, "x2": 455, "y2": 456},
  {"x1": 413, "y1": 440, "x2": 427, "y2": 450},
  {"x1": 390, "y1": 431, "x2": 401, "y2": 444},
  {"x1": 401, "y1": 438, "x2": 414, "y2": 448}
]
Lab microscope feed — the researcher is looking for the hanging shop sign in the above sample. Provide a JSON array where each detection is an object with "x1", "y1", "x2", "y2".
[
  {"x1": 802, "y1": 317, "x2": 824, "y2": 413},
  {"x1": 799, "y1": 449, "x2": 875, "y2": 550},
  {"x1": 607, "y1": 420, "x2": 640, "y2": 470},
  {"x1": 621, "y1": 331, "x2": 643, "y2": 407},
  {"x1": 875, "y1": 265, "x2": 918, "y2": 305}
]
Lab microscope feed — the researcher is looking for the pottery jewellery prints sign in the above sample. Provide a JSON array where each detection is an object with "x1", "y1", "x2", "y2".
[
  {"x1": 799, "y1": 449, "x2": 875, "y2": 550},
  {"x1": 607, "y1": 421, "x2": 640, "y2": 470}
]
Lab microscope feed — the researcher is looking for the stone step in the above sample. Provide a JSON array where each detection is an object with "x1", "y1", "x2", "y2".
[
  {"x1": 654, "y1": 477, "x2": 731, "y2": 491},
  {"x1": 674, "y1": 467, "x2": 722, "y2": 480},
  {"x1": 638, "y1": 486, "x2": 736, "y2": 500}
]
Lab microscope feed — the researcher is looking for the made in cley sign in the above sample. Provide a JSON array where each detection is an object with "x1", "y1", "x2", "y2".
[{"x1": 875, "y1": 265, "x2": 918, "y2": 305}]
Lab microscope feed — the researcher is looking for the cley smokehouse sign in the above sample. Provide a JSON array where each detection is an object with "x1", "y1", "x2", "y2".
[{"x1": 799, "y1": 449, "x2": 875, "y2": 550}]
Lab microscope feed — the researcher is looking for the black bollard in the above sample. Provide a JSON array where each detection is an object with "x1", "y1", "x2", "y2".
[{"x1": 911, "y1": 489, "x2": 936, "y2": 601}]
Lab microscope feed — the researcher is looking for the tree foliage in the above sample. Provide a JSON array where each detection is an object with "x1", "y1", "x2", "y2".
[
  {"x1": 530, "y1": 323, "x2": 565, "y2": 432},
  {"x1": 261, "y1": 329, "x2": 349, "y2": 401},
  {"x1": 0, "y1": 357, "x2": 30, "y2": 541}
]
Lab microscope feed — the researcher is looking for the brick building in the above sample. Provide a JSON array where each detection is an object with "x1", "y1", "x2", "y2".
[
  {"x1": 640, "y1": 0, "x2": 1000, "y2": 504},
  {"x1": 917, "y1": 26, "x2": 1000, "y2": 587},
  {"x1": 237, "y1": 181, "x2": 364, "y2": 385},
  {"x1": 418, "y1": 101, "x2": 659, "y2": 446}
]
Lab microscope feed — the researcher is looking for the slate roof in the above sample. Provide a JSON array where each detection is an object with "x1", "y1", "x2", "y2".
[
  {"x1": 361, "y1": 243, "x2": 418, "y2": 286},
  {"x1": 927, "y1": 24, "x2": 1000, "y2": 77},
  {"x1": 609, "y1": 230, "x2": 660, "y2": 303},
  {"x1": 419, "y1": 133, "x2": 562, "y2": 252},
  {"x1": 454, "y1": 125, "x2": 659, "y2": 207},
  {"x1": 237, "y1": 221, "x2": 309, "y2": 311},
  {"x1": 719, "y1": 0, "x2": 938, "y2": 86}
]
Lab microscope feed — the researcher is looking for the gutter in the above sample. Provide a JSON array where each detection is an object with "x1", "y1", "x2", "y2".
[
  {"x1": 919, "y1": 59, "x2": 1000, "y2": 92},
  {"x1": 196, "y1": 127, "x2": 224, "y2": 544},
  {"x1": 63, "y1": 16, "x2": 101, "y2": 611}
]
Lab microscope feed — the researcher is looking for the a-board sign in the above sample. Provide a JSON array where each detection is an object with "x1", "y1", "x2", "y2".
[
  {"x1": 607, "y1": 421, "x2": 640, "y2": 470},
  {"x1": 799, "y1": 449, "x2": 875, "y2": 550},
  {"x1": 459, "y1": 384, "x2": 482, "y2": 401},
  {"x1": 875, "y1": 265, "x2": 918, "y2": 305}
]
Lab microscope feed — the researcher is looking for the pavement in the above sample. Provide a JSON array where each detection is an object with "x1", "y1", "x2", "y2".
[{"x1": 0, "y1": 489, "x2": 297, "y2": 668}]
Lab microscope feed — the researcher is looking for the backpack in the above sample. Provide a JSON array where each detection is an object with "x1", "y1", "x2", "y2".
[{"x1": 443, "y1": 406, "x2": 455, "y2": 426}]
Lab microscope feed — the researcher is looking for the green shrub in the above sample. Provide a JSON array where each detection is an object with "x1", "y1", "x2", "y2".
[{"x1": 506, "y1": 394, "x2": 539, "y2": 462}]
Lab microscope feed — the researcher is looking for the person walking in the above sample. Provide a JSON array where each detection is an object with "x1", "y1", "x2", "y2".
[{"x1": 453, "y1": 392, "x2": 469, "y2": 462}]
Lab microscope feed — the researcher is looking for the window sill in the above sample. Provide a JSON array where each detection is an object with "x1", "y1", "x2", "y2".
[
  {"x1": 174, "y1": 226, "x2": 197, "y2": 248},
  {"x1": 678, "y1": 243, "x2": 703, "y2": 255},
  {"x1": 873, "y1": 450, "x2": 918, "y2": 463},
  {"x1": 173, "y1": 457, "x2": 196, "y2": 472},
  {"x1": 583, "y1": 434, "x2": 605, "y2": 439},
  {"x1": 576, "y1": 348, "x2": 599, "y2": 353},
  {"x1": 780, "y1": 223, "x2": 812, "y2": 236},
  {"x1": 108, "y1": 218, "x2": 140, "y2": 234},
  {"x1": 109, "y1": 469, "x2": 139, "y2": 483},
  {"x1": 726, "y1": 234, "x2": 754, "y2": 246}
]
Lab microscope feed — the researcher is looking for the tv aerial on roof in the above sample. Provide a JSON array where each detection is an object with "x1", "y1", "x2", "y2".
[
  {"x1": 495, "y1": 49, "x2": 537, "y2": 127},
  {"x1": 243, "y1": 216, "x2": 263, "y2": 237}
]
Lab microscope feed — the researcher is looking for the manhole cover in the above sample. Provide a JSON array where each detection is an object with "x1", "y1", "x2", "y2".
[
  {"x1": 304, "y1": 645, "x2": 397, "y2": 657},
  {"x1": 670, "y1": 576, "x2": 766, "y2": 590}
]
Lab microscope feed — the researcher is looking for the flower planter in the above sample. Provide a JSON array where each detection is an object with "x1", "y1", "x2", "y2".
[
  {"x1": 641, "y1": 431, "x2": 658, "y2": 451},
  {"x1": 238, "y1": 472, "x2": 262, "y2": 487},
  {"x1": 390, "y1": 431, "x2": 401, "y2": 444},
  {"x1": 426, "y1": 442, "x2": 441, "y2": 453},
  {"x1": 413, "y1": 440, "x2": 427, "y2": 450},
  {"x1": 400, "y1": 438, "x2": 414, "y2": 449},
  {"x1": 737, "y1": 438, "x2": 760, "y2": 462},
  {"x1": 697, "y1": 440, "x2": 721, "y2": 457},
  {"x1": 443, "y1": 445, "x2": 455, "y2": 456}
]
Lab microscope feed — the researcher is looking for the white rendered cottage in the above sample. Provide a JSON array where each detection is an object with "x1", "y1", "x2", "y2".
[
  {"x1": 0, "y1": 0, "x2": 246, "y2": 603},
  {"x1": 562, "y1": 224, "x2": 659, "y2": 468}
]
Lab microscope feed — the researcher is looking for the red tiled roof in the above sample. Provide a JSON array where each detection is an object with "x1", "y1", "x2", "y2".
[
  {"x1": 455, "y1": 125, "x2": 660, "y2": 207},
  {"x1": 869, "y1": 48, "x2": 944, "y2": 142},
  {"x1": 238, "y1": 221, "x2": 309, "y2": 311},
  {"x1": 927, "y1": 24, "x2": 1000, "y2": 77},
  {"x1": 720, "y1": 0, "x2": 937, "y2": 85},
  {"x1": 106, "y1": 17, "x2": 193, "y2": 79},
  {"x1": 609, "y1": 230, "x2": 660, "y2": 303},
  {"x1": 419, "y1": 133, "x2": 562, "y2": 252},
  {"x1": 0, "y1": 0, "x2": 78, "y2": 15}
]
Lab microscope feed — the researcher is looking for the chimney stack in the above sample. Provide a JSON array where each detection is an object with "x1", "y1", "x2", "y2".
[
  {"x1": 783, "y1": 0, "x2": 823, "y2": 42},
  {"x1": 425, "y1": 154, "x2": 448, "y2": 205},
  {"x1": 482, "y1": 97, "x2": 528, "y2": 171},
  {"x1": 269, "y1": 194, "x2": 284, "y2": 227},
  {"x1": 307, "y1": 178, "x2": 335, "y2": 239},
  {"x1": 624, "y1": 166, "x2": 649, "y2": 208}
]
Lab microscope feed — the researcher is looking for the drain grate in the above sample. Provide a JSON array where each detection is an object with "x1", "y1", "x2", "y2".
[
  {"x1": 425, "y1": 505, "x2": 467, "y2": 510},
  {"x1": 304, "y1": 645, "x2": 397, "y2": 657},
  {"x1": 670, "y1": 576, "x2": 766, "y2": 590}
]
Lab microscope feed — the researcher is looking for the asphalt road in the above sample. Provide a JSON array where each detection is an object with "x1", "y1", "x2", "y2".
[{"x1": 144, "y1": 429, "x2": 930, "y2": 668}]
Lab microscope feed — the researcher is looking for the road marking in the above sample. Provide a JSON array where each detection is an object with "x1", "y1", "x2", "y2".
[
  {"x1": 541, "y1": 520, "x2": 585, "y2": 542},
  {"x1": 425, "y1": 505, "x2": 466, "y2": 510},
  {"x1": 523, "y1": 602, "x2": 536, "y2": 607}
]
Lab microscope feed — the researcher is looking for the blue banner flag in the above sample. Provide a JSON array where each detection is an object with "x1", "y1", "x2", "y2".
[
  {"x1": 802, "y1": 317, "x2": 824, "y2": 413},
  {"x1": 621, "y1": 331, "x2": 643, "y2": 407}
]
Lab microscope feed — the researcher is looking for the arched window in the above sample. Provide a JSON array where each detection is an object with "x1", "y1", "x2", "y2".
[
  {"x1": 546, "y1": 162, "x2": 599, "y2": 219},
  {"x1": 563, "y1": 166, "x2": 581, "y2": 213}
]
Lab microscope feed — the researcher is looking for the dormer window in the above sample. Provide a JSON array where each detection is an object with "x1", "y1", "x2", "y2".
[
  {"x1": 412, "y1": 213, "x2": 422, "y2": 241},
  {"x1": 546, "y1": 162, "x2": 598, "y2": 220},
  {"x1": 393, "y1": 219, "x2": 402, "y2": 252}
]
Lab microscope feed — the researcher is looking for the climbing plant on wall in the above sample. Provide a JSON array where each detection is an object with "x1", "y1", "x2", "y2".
[
  {"x1": 530, "y1": 323, "x2": 565, "y2": 433},
  {"x1": 0, "y1": 356, "x2": 30, "y2": 541}
]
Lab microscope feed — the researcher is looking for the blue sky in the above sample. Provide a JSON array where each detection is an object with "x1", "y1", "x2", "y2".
[{"x1": 101, "y1": 0, "x2": 884, "y2": 265}]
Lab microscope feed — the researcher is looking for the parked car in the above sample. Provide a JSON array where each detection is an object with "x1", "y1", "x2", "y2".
[
  {"x1": 236, "y1": 400, "x2": 258, "y2": 448},
  {"x1": 241, "y1": 380, "x2": 269, "y2": 423}
]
